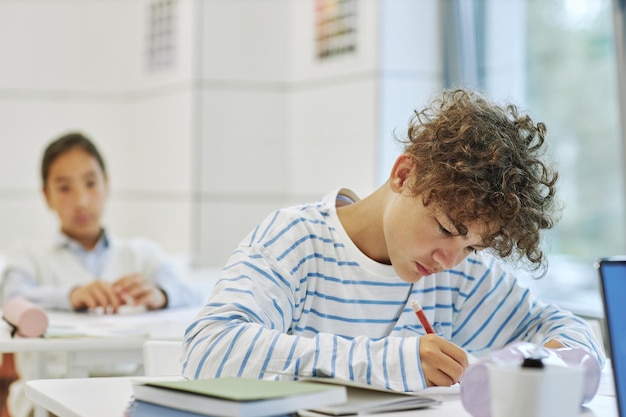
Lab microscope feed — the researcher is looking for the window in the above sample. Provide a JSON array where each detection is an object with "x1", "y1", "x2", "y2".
[
  {"x1": 524, "y1": 0, "x2": 623, "y2": 263},
  {"x1": 444, "y1": 0, "x2": 623, "y2": 317}
]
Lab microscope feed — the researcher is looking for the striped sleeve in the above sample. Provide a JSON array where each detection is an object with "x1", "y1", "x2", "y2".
[
  {"x1": 181, "y1": 244, "x2": 428, "y2": 391},
  {"x1": 450, "y1": 256, "x2": 606, "y2": 366}
]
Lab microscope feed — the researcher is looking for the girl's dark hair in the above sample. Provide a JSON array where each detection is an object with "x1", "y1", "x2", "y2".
[
  {"x1": 400, "y1": 89, "x2": 560, "y2": 275},
  {"x1": 41, "y1": 132, "x2": 107, "y2": 185}
]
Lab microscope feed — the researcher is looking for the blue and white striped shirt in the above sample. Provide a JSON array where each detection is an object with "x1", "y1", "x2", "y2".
[{"x1": 182, "y1": 188, "x2": 604, "y2": 391}]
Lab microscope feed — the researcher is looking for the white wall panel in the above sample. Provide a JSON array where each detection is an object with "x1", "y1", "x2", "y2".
[
  {"x1": 380, "y1": 0, "x2": 440, "y2": 73},
  {"x1": 0, "y1": 2, "x2": 139, "y2": 91},
  {"x1": 0, "y1": 0, "x2": 194, "y2": 93},
  {"x1": 105, "y1": 198, "x2": 192, "y2": 256},
  {"x1": 377, "y1": 76, "x2": 442, "y2": 185},
  {"x1": 112, "y1": 90, "x2": 194, "y2": 193},
  {"x1": 376, "y1": 0, "x2": 442, "y2": 185},
  {"x1": 290, "y1": 79, "x2": 378, "y2": 197},
  {"x1": 195, "y1": 199, "x2": 291, "y2": 267},
  {"x1": 0, "y1": 198, "x2": 56, "y2": 249},
  {"x1": 199, "y1": 0, "x2": 291, "y2": 82},
  {"x1": 484, "y1": 1, "x2": 526, "y2": 105},
  {"x1": 198, "y1": 89, "x2": 289, "y2": 195}
]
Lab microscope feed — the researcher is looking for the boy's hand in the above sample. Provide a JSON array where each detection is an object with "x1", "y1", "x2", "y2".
[
  {"x1": 70, "y1": 280, "x2": 124, "y2": 313},
  {"x1": 112, "y1": 274, "x2": 167, "y2": 310},
  {"x1": 419, "y1": 334, "x2": 469, "y2": 386}
]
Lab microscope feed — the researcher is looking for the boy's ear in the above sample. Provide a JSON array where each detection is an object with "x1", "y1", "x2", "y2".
[{"x1": 389, "y1": 153, "x2": 414, "y2": 192}]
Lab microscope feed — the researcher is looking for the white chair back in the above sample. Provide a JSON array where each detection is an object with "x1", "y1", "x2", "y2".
[{"x1": 143, "y1": 340, "x2": 182, "y2": 376}]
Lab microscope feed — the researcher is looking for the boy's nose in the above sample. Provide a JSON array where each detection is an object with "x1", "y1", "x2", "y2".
[{"x1": 434, "y1": 246, "x2": 465, "y2": 271}]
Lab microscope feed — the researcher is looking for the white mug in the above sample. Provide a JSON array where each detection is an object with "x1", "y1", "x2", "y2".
[{"x1": 489, "y1": 362, "x2": 585, "y2": 417}]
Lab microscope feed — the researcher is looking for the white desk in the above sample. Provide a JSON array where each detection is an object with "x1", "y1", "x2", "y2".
[
  {"x1": 1, "y1": 306, "x2": 200, "y2": 417},
  {"x1": 0, "y1": 306, "x2": 199, "y2": 376},
  {"x1": 25, "y1": 374, "x2": 619, "y2": 417}
]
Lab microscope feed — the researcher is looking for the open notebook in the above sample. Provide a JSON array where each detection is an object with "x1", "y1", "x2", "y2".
[
  {"x1": 296, "y1": 377, "x2": 441, "y2": 416},
  {"x1": 597, "y1": 258, "x2": 626, "y2": 417}
]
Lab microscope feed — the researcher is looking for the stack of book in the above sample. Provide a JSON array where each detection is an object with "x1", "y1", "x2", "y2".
[
  {"x1": 127, "y1": 376, "x2": 442, "y2": 417},
  {"x1": 126, "y1": 377, "x2": 347, "y2": 417}
]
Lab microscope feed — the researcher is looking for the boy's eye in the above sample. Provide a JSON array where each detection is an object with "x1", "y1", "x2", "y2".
[
  {"x1": 59, "y1": 186, "x2": 70, "y2": 193},
  {"x1": 438, "y1": 223, "x2": 453, "y2": 236}
]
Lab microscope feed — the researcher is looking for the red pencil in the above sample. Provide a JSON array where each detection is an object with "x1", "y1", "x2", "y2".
[{"x1": 411, "y1": 299, "x2": 435, "y2": 334}]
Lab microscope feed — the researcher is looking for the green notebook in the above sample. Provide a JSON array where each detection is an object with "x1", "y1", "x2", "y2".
[{"x1": 132, "y1": 377, "x2": 347, "y2": 417}]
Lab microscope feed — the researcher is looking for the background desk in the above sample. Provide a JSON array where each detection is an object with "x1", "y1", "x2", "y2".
[
  {"x1": 1, "y1": 306, "x2": 200, "y2": 417},
  {"x1": 25, "y1": 374, "x2": 619, "y2": 417},
  {"x1": 0, "y1": 306, "x2": 199, "y2": 377}
]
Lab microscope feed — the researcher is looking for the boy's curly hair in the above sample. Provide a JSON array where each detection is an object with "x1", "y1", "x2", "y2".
[{"x1": 400, "y1": 89, "x2": 559, "y2": 275}]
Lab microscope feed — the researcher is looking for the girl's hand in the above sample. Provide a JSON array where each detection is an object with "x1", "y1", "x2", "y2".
[
  {"x1": 112, "y1": 274, "x2": 167, "y2": 310},
  {"x1": 70, "y1": 280, "x2": 124, "y2": 313}
]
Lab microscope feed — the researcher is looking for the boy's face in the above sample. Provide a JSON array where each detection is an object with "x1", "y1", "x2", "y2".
[
  {"x1": 384, "y1": 155, "x2": 488, "y2": 283},
  {"x1": 43, "y1": 147, "x2": 108, "y2": 246}
]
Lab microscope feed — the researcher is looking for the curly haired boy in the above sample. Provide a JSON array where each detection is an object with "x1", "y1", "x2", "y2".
[{"x1": 182, "y1": 89, "x2": 604, "y2": 390}]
